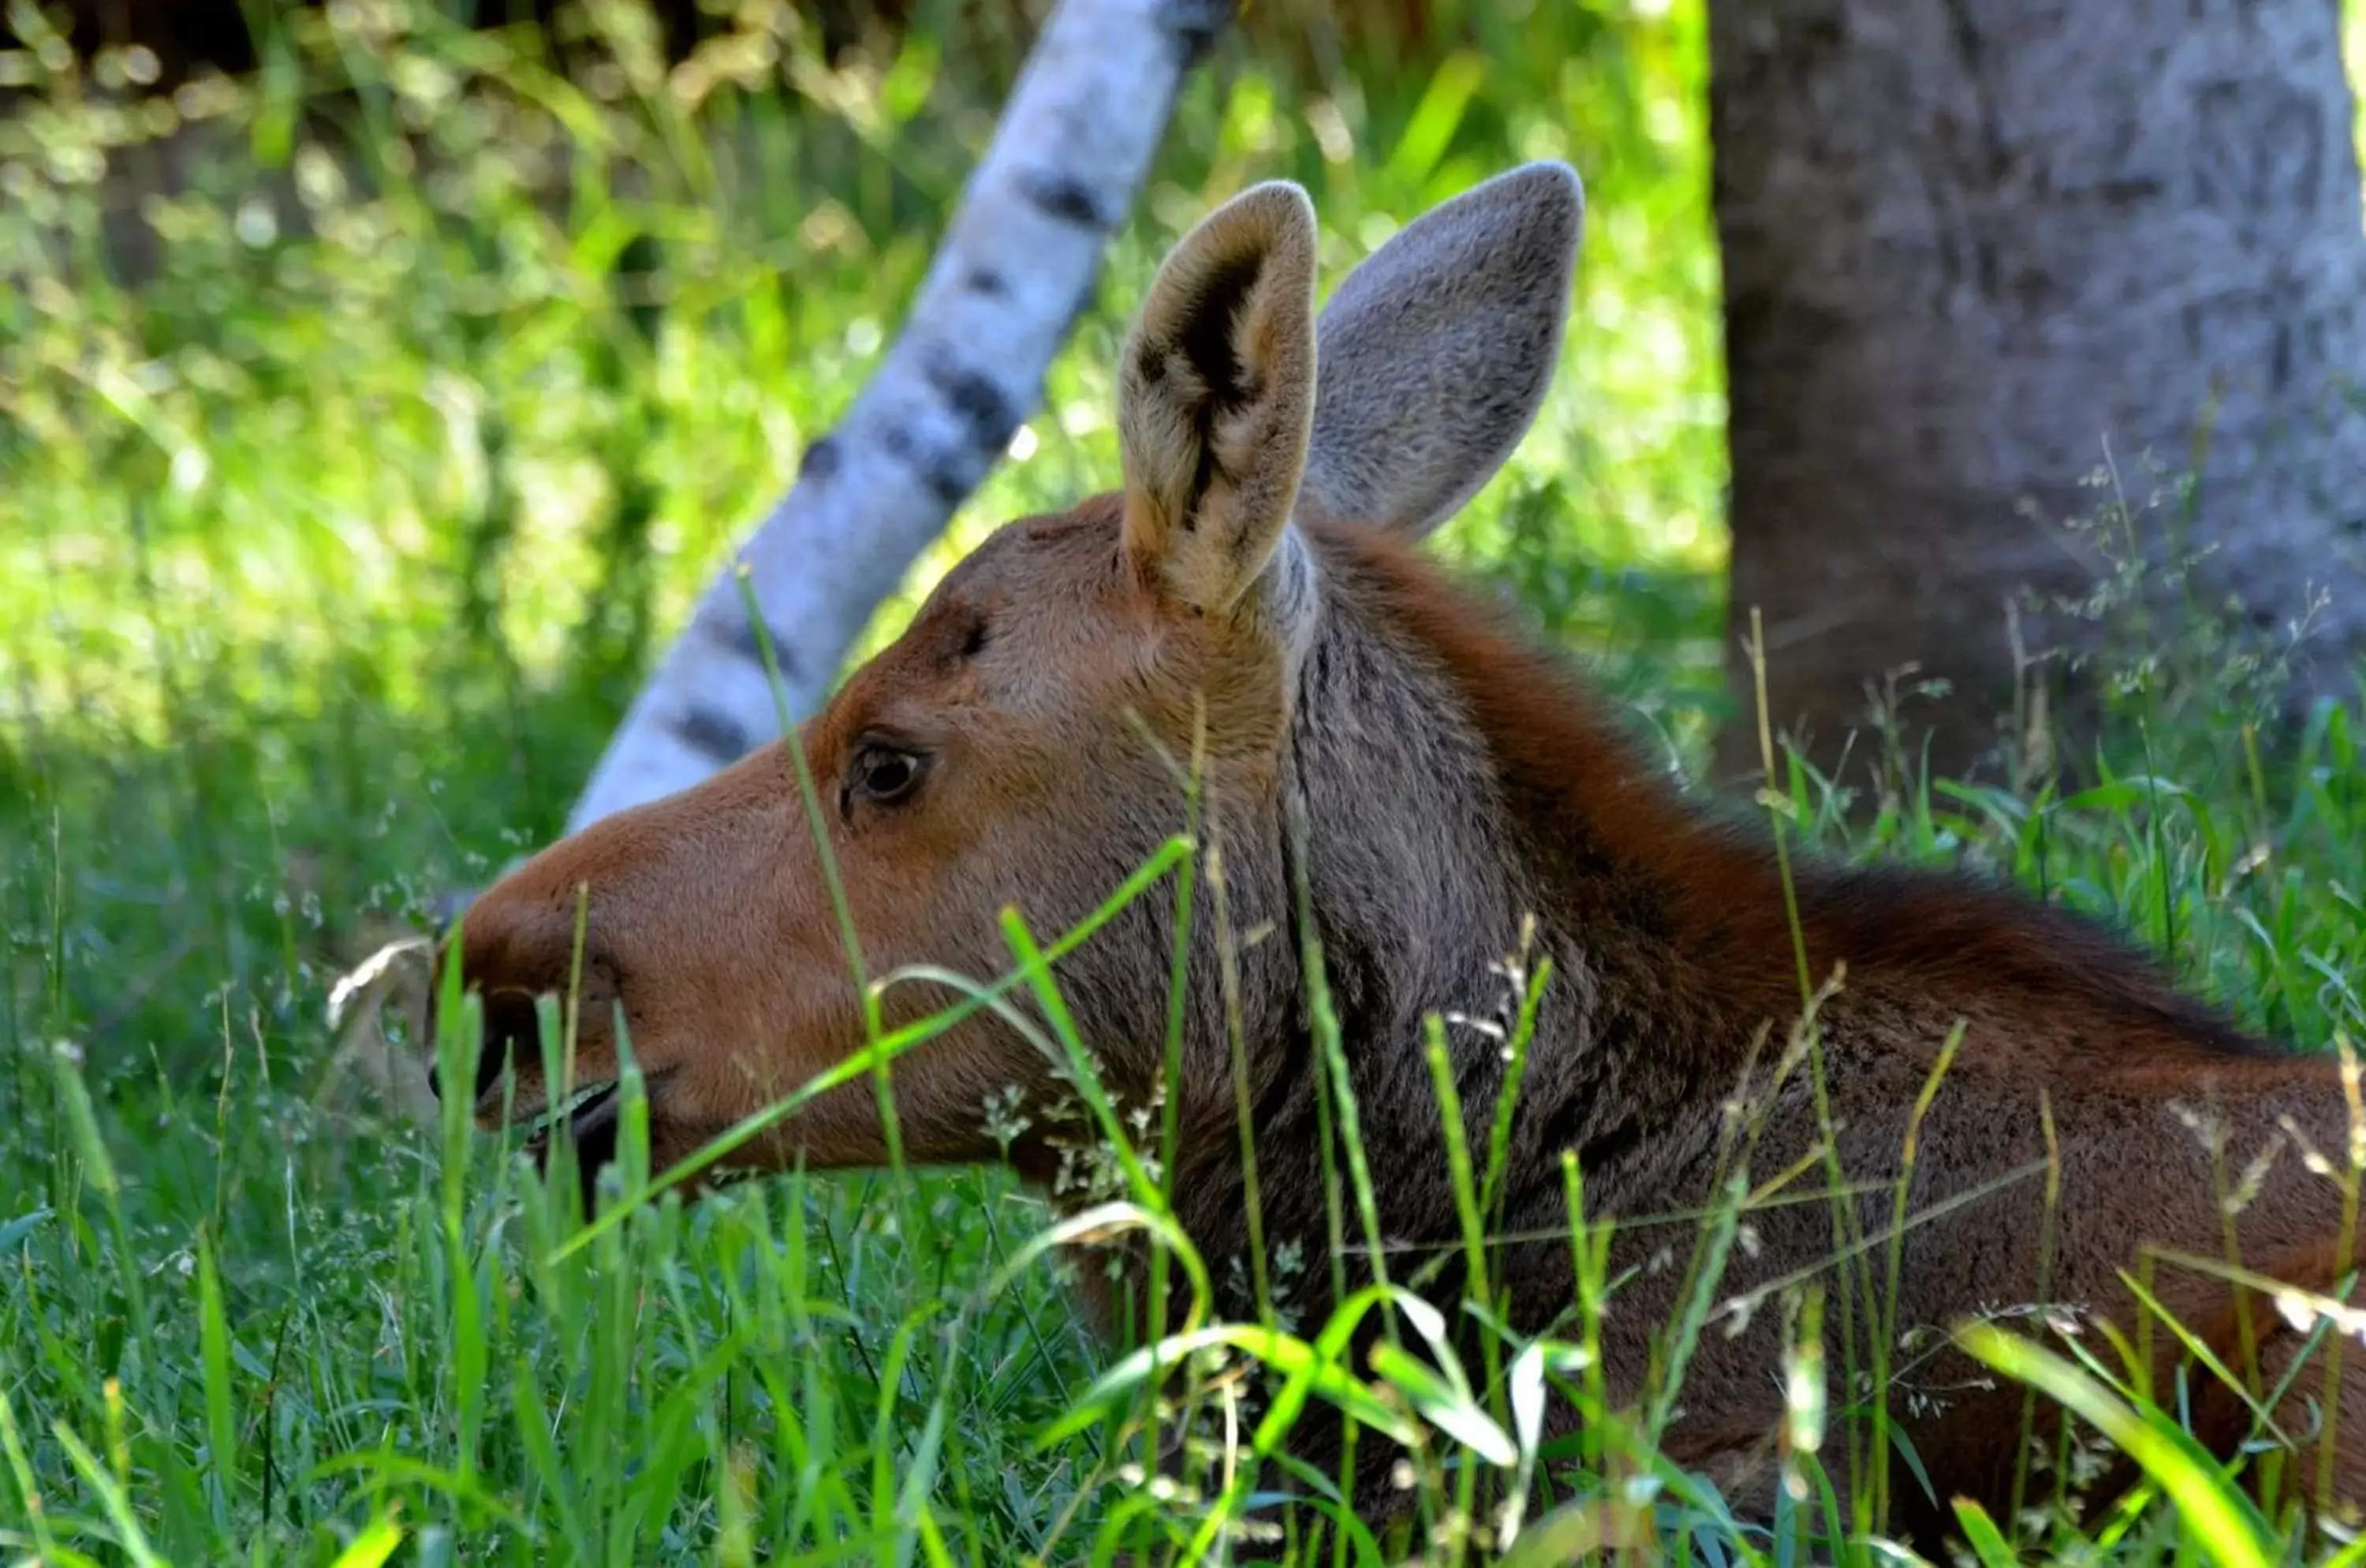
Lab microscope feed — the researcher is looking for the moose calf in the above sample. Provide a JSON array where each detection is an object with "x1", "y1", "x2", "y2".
[{"x1": 442, "y1": 162, "x2": 2366, "y2": 1551}]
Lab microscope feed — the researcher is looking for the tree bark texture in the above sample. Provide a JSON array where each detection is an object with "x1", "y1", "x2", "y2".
[
  {"x1": 565, "y1": 0, "x2": 1232, "y2": 831},
  {"x1": 1707, "y1": 0, "x2": 2366, "y2": 790}
]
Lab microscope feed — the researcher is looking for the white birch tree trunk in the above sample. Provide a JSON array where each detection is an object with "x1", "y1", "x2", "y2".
[{"x1": 565, "y1": 0, "x2": 1232, "y2": 831}]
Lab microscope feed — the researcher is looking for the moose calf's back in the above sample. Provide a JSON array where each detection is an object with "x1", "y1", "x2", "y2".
[
  {"x1": 444, "y1": 163, "x2": 2366, "y2": 1552},
  {"x1": 1233, "y1": 514, "x2": 2366, "y2": 1535}
]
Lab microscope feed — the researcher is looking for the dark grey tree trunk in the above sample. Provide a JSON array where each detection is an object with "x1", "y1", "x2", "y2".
[{"x1": 1706, "y1": 0, "x2": 2366, "y2": 793}]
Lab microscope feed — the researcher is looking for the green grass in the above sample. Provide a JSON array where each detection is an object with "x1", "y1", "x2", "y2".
[{"x1": 3, "y1": 1, "x2": 2366, "y2": 1562}]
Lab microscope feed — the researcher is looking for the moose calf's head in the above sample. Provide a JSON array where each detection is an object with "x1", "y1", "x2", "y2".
[{"x1": 438, "y1": 162, "x2": 1584, "y2": 1211}]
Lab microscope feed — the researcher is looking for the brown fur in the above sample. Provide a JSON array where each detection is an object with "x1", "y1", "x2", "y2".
[{"x1": 440, "y1": 166, "x2": 2366, "y2": 1554}]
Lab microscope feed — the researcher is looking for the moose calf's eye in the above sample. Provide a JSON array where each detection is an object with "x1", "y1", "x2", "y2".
[{"x1": 852, "y1": 745, "x2": 924, "y2": 806}]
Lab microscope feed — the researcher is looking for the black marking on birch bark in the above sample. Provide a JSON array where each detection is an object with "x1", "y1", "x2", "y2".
[
  {"x1": 798, "y1": 435, "x2": 842, "y2": 482},
  {"x1": 924, "y1": 446, "x2": 984, "y2": 507},
  {"x1": 925, "y1": 349, "x2": 1022, "y2": 457},
  {"x1": 718, "y1": 610, "x2": 801, "y2": 677},
  {"x1": 963, "y1": 266, "x2": 1009, "y2": 297},
  {"x1": 668, "y1": 704, "x2": 755, "y2": 763},
  {"x1": 881, "y1": 417, "x2": 986, "y2": 508},
  {"x1": 1017, "y1": 170, "x2": 1110, "y2": 231},
  {"x1": 1163, "y1": 0, "x2": 1233, "y2": 68}
]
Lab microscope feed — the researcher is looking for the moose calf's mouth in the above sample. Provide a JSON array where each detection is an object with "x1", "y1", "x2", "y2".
[{"x1": 513, "y1": 1079, "x2": 626, "y2": 1215}]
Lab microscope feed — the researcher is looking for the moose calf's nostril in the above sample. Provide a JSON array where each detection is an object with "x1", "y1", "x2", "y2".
[{"x1": 476, "y1": 987, "x2": 545, "y2": 1103}]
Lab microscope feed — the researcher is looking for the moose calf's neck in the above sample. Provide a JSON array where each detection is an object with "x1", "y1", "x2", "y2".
[{"x1": 1121, "y1": 510, "x2": 2345, "y2": 1538}]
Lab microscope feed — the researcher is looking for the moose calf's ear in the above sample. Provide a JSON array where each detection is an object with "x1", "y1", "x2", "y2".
[
  {"x1": 1118, "y1": 181, "x2": 1319, "y2": 616},
  {"x1": 1299, "y1": 160, "x2": 1584, "y2": 540}
]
